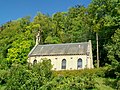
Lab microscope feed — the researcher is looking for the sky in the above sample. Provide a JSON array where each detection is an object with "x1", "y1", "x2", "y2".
[{"x1": 0, "y1": 0, "x2": 91, "y2": 25}]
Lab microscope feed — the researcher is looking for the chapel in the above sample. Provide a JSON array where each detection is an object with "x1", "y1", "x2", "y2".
[{"x1": 28, "y1": 33, "x2": 94, "y2": 70}]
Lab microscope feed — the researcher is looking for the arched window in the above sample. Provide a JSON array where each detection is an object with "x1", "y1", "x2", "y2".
[
  {"x1": 77, "y1": 58, "x2": 82, "y2": 69},
  {"x1": 61, "y1": 59, "x2": 66, "y2": 69},
  {"x1": 33, "y1": 59, "x2": 37, "y2": 65}
]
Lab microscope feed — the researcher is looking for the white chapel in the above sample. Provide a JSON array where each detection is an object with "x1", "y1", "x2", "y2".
[{"x1": 28, "y1": 33, "x2": 94, "y2": 71}]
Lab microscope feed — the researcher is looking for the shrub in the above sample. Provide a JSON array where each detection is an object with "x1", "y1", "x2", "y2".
[
  {"x1": 0, "y1": 70, "x2": 8, "y2": 85},
  {"x1": 53, "y1": 67, "x2": 106, "y2": 77},
  {"x1": 5, "y1": 59, "x2": 53, "y2": 90}
]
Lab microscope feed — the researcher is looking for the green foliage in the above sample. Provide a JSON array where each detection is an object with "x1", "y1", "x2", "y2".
[
  {"x1": 53, "y1": 68, "x2": 106, "y2": 78},
  {"x1": 0, "y1": 61, "x2": 101, "y2": 90},
  {"x1": 0, "y1": 70, "x2": 8, "y2": 86},
  {"x1": 105, "y1": 29, "x2": 120, "y2": 79},
  {"x1": 106, "y1": 29, "x2": 120, "y2": 64},
  {"x1": 88, "y1": 0, "x2": 120, "y2": 66},
  {"x1": 45, "y1": 36, "x2": 61, "y2": 44},
  {"x1": 40, "y1": 75, "x2": 96, "y2": 90},
  {"x1": 95, "y1": 77, "x2": 114, "y2": 90},
  {"x1": 4, "y1": 59, "x2": 53, "y2": 90},
  {"x1": 104, "y1": 76, "x2": 120, "y2": 89},
  {"x1": 0, "y1": 63, "x2": 117, "y2": 90}
]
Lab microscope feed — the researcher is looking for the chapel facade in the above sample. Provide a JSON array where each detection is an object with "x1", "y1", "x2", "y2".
[{"x1": 28, "y1": 33, "x2": 94, "y2": 70}]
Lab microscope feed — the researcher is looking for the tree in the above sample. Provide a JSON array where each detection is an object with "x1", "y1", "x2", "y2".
[
  {"x1": 63, "y1": 5, "x2": 91, "y2": 43},
  {"x1": 88, "y1": 0, "x2": 120, "y2": 66},
  {"x1": 106, "y1": 29, "x2": 120, "y2": 68},
  {"x1": 33, "y1": 12, "x2": 54, "y2": 44}
]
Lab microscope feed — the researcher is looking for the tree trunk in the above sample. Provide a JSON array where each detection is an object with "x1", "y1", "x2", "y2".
[{"x1": 96, "y1": 33, "x2": 99, "y2": 68}]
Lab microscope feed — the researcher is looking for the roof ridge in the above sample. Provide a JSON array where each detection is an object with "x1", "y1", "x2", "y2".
[{"x1": 38, "y1": 42, "x2": 88, "y2": 46}]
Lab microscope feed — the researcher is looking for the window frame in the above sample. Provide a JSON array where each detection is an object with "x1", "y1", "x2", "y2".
[
  {"x1": 33, "y1": 59, "x2": 37, "y2": 65},
  {"x1": 61, "y1": 59, "x2": 66, "y2": 69},
  {"x1": 77, "y1": 58, "x2": 82, "y2": 69}
]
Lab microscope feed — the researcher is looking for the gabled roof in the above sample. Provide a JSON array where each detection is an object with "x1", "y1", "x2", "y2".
[{"x1": 28, "y1": 42, "x2": 89, "y2": 57}]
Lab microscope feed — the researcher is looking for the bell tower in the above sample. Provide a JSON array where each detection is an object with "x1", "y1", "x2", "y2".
[{"x1": 36, "y1": 31, "x2": 40, "y2": 45}]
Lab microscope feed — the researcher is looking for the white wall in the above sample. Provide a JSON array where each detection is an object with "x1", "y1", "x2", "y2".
[{"x1": 28, "y1": 55, "x2": 91, "y2": 71}]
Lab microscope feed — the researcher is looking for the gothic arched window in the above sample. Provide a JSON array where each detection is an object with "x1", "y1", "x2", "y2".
[
  {"x1": 33, "y1": 59, "x2": 37, "y2": 65},
  {"x1": 77, "y1": 58, "x2": 82, "y2": 69},
  {"x1": 61, "y1": 59, "x2": 66, "y2": 69}
]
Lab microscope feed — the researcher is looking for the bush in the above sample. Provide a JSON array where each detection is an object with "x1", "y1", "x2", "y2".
[
  {"x1": 5, "y1": 59, "x2": 53, "y2": 90},
  {"x1": 0, "y1": 70, "x2": 8, "y2": 85},
  {"x1": 53, "y1": 67, "x2": 106, "y2": 77},
  {"x1": 0, "y1": 61, "x2": 109, "y2": 90},
  {"x1": 104, "y1": 64, "x2": 120, "y2": 89},
  {"x1": 40, "y1": 74, "x2": 97, "y2": 90}
]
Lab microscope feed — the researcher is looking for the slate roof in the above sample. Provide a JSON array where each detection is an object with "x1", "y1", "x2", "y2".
[{"x1": 28, "y1": 42, "x2": 89, "y2": 57}]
